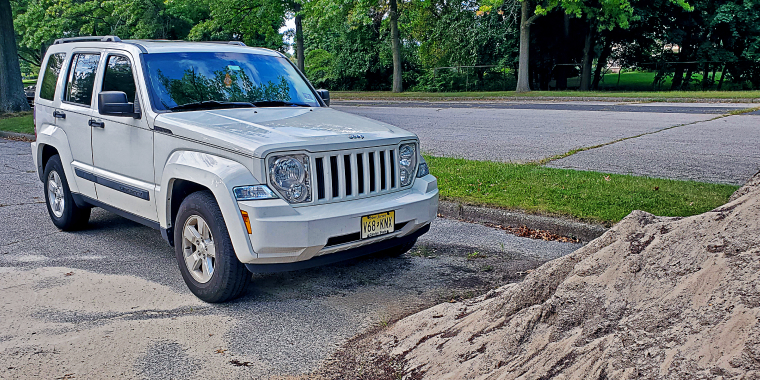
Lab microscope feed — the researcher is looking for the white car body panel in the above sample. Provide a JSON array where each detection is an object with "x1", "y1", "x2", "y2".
[
  {"x1": 32, "y1": 38, "x2": 438, "y2": 269},
  {"x1": 159, "y1": 151, "x2": 259, "y2": 263}
]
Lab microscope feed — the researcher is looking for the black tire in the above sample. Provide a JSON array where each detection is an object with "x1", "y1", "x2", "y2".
[
  {"x1": 382, "y1": 238, "x2": 418, "y2": 257},
  {"x1": 43, "y1": 155, "x2": 91, "y2": 230},
  {"x1": 174, "y1": 191, "x2": 250, "y2": 303}
]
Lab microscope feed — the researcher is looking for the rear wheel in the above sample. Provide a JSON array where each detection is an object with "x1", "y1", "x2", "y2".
[
  {"x1": 174, "y1": 191, "x2": 250, "y2": 303},
  {"x1": 43, "y1": 155, "x2": 90, "y2": 230}
]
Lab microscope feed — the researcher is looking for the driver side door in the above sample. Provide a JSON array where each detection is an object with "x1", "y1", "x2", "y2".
[{"x1": 90, "y1": 52, "x2": 157, "y2": 222}]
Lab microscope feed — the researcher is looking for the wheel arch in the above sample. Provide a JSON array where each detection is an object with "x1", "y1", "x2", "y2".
[
  {"x1": 159, "y1": 151, "x2": 261, "y2": 263},
  {"x1": 34, "y1": 125, "x2": 79, "y2": 194}
]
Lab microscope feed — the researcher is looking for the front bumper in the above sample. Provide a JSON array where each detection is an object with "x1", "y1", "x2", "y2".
[{"x1": 237, "y1": 175, "x2": 438, "y2": 265}]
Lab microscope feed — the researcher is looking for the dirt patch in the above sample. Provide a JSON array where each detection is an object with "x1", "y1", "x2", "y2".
[
  {"x1": 319, "y1": 172, "x2": 760, "y2": 379},
  {"x1": 0, "y1": 267, "x2": 264, "y2": 379}
]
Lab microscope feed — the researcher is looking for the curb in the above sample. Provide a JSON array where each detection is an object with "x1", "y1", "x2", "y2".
[
  {"x1": 0, "y1": 131, "x2": 35, "y2": 141},
  {"x1": 438, "y1": 200, "x2": 608, "y2": 243}
]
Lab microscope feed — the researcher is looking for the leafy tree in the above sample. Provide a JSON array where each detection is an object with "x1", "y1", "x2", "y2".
[
  {"x1": 489, "y1": 0, "x2": 692, "y2": 92},
  {"x1": 304, "y1": 48, "x2": 335, "y2": 87},
  {"x1": 13, "y1": 0, "x2": 205, "y2": 66},
  {"x1": 187, "y1": 0, "x2": 285, "y2": 49},
  {"x1": 305, "y1": 0, "x2": 409, "y2": 92}
]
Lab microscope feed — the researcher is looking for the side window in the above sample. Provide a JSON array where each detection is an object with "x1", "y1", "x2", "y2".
[
  {"x1": 39, "y1": 53, "x2": 66, "y2": 101},
  {"x1": 102, "y1": 55, "x2": 137, "y2": 103},
  {"x1": 64, "y1": 53, "x2": 101, "y2": 106}
]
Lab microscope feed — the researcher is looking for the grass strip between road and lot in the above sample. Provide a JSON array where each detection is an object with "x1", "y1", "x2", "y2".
[
  {"x1": 334, "y1": 91, "x2": 760, "y2": 102},
  {"x1": 0, "y1": 112, "x2": 34, "y2": 135},
  {"x1": 427, "y1": 155, "x2": 739, "y2": 225}
]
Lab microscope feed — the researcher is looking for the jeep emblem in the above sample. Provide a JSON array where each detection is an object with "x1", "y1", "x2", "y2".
[{"x1": 349, "y1": 134, "x2": 365, "y2": 140}]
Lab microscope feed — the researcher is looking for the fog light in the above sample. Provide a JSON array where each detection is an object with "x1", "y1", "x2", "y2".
[{"x1": 417, "y1": 156, "x2": 429, "y2": 178}]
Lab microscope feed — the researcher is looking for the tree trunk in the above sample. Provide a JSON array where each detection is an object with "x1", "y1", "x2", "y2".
[
  {"x1": 0, "y1": 0, "x2": 30, "y2": 113},
  {"x1": 717, "y1": 63, "x2": 727, "y2": 90},
  {"x1": 591, "y1": 37, "x2": 612, "y2": 90},
  {"x1": 294, "y1": 2, "x2": 305, "y2": 73},
  {"x1": 671, "y1": 43, "x2": 690, "y2": 90},
  {"x1": 389, "y1": 0, "x2": 402, "y2": 93},
  {"x1": 516, "y1": 1, "x2": 533, "y2": 93},
  {"x1": 681, "y1": 65, "x2": 694, "y2": 90},
  {"x1": 671, "y1": 63, "x2": 685, "y2": 90},
  {"x1": 555, "y1": 14, "x2": 570, "y2": 90},
  {"x1": 579, "y1": 25, "x2": 594, "y2": 91}
]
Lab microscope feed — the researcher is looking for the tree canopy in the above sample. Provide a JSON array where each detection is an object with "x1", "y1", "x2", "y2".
[{"x1": 7, "y1": 0, "x2": 760, "y2": 95}]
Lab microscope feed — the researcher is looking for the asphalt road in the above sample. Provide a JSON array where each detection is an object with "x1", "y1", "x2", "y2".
[
  {"x1": 0, "y1": 139, "x2": 580, "y2": 379},
  {"x1": 336, "y1": 101, "x2": 760, "y2": 185}
]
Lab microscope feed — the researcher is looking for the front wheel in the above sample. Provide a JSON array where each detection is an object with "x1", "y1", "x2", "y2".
[
  {"x1": 43, "y1": 155, "x2": 90, "y2": 230},
  {"x1": 174, "y1": 191, "x2": 250, "y2": 303}
]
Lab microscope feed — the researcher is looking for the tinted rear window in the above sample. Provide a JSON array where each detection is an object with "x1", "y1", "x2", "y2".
[
  {"x1": 65, "y1": 53, "x2": 101, "y2": 106},
  {"x1": 39, "y1": 53, "x2": 66, "y2": 101}
]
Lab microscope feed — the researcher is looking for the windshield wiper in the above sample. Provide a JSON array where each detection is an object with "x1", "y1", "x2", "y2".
[
  {"x1": 251, "y1": 100, "x2": 312, "y2": 107},
  {"x1": 169, "y1": 100, "x2": 256, "y2": 112}
]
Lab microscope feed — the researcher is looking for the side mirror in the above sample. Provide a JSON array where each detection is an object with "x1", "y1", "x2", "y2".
[
  {"x1": 316, "y1": 89, "x2": 330, "y2": 107},
  {"x1": 98, "y1": 91, "x2": 140, "y2": 118}
]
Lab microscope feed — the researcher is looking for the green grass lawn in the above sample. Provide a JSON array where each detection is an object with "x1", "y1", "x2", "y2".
[
  {"x1": 22, "y1": 79, "x2": 37, "y2": 85},
  {"x1": 427, "y1": 155, "x2": 738, "y2": 225},
  {"x1": 0, "y1": 112, "x2": 34, "y2": 135},
  {"x1": 334, "y1": 90, "x2": 760, "y2": 101}
]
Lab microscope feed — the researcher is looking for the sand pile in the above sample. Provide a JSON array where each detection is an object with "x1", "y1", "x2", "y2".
[{"x1": 368, "y1": 172, "x2": 760, "y2": 379}]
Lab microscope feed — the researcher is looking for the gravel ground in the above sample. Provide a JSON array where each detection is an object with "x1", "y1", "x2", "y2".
[
  {"x1": 336, "y1": 101, "x2": 760, "y2": 184},
  {"x1": 0, "y1": 138, "x2": 580, "y2": 379}
]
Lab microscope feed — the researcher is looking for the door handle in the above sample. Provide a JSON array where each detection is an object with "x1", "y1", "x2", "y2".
[
  {"x1": 88, "y1": 119, "x2": 105, "y2": 128},
  {"x1": 53, "y1": 110, "x2": 66, "y2": 119}
]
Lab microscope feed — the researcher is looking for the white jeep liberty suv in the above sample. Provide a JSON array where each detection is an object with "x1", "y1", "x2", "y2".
[{"x1": 31, "y1": 36, "x2": 438, "y2": 302}]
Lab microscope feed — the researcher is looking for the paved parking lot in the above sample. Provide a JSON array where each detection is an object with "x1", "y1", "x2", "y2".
[
  {"x1": 336, "y1": 101, "x2": 760, "y2": 184},
  {"x1": 0, "y1": 139, "x2": 579, "y2": 379}
]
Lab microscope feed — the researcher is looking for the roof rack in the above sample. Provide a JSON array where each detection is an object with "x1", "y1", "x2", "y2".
[
  {"x1": 53, "y1": 35, "x2": 122, "y2": 45},
  {"x1": 197, "y1": 41, "x2": 248, "y2": 46}
]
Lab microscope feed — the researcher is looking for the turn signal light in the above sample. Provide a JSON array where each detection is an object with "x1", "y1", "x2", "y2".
[{"x1": 241, "y1": 211, "x2": 252, "y2": 234}]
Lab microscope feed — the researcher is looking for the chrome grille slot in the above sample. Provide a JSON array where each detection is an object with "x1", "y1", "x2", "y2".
[
  {"x1": 315, "y1": 157, "x2": 325, "y2": 200},
  {"x1": 368, "y1": 152, "x2": 376, "y2": 192},
  {"x1": 343, "y1": 155, "x2": 352, "y2": 196},
  {"x1": 330, "y1": 156, "x2": 339, "y2": 198},
  {"x1": 357, "y1": 153, "x2": 365, "y2": 194},
  {"x1": 311, "y1": 146, "x2": 403, "y2": 204},
  {"x1": 379, "y1": 152, "x2": 387, "y2": 190}
]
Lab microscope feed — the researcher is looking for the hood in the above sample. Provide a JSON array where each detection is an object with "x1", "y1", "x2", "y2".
[{"x1": 153, "y1": 107, "x2": 417, "y2": 157}]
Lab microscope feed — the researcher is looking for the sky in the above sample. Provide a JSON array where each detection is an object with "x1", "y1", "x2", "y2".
[{"x1": 280, "y1": 17, "x2": 296, "y2": 54}]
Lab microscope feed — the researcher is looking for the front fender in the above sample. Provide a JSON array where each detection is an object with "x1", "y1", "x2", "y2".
[{"x1": 159, "y1": 151, "x2": 260, "y2": 263}]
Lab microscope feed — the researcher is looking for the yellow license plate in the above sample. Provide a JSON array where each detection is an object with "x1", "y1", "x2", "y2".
[{"x1": 361, "y1": 211, "x2": 395, "y2": 239}]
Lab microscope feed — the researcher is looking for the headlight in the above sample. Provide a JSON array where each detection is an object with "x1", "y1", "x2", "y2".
[
  {"x1": 398, "y1": 143, "x2": 417, "y2": 186},
  {"x1": 417, "y1": 155, "x2": 429, "y2": 178},
  {"x1": 268, "y1": 154, "x2": 311, "y2": 203},
  {"x1": 234, "y1": 185, "x2": 278, "y2": 200}
]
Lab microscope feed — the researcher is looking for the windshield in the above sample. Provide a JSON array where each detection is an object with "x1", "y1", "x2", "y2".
[{"x1": 143, "y1": 52, "x2": 320, "y2": 110}]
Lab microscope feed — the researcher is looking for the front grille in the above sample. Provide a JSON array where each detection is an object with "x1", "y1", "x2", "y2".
[{"x1": 312, "y1": 146, "x2": 402, "y2": 204}]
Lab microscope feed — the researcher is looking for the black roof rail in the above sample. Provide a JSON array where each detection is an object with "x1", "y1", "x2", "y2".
[
  {"x1": 53, "y1": 35, "x2": 122, "y2": 45},
  {"x1": 195, "y1": 40, "x2": 247, "y2": 46}
]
